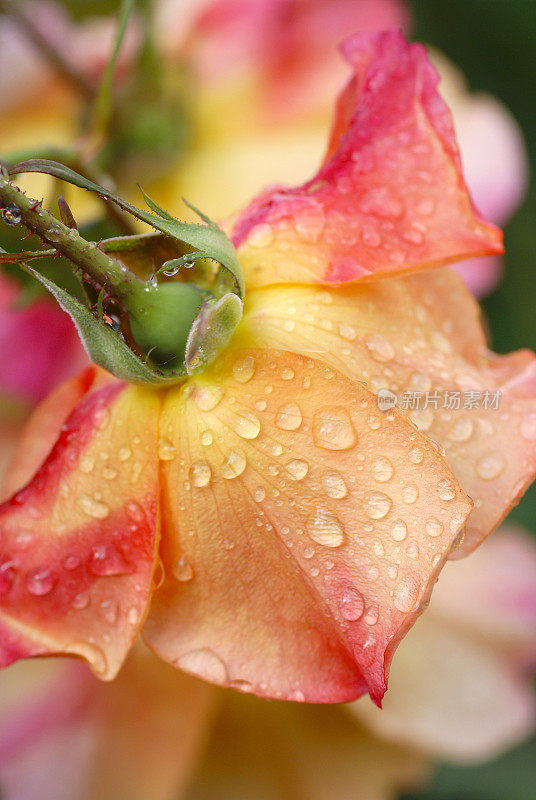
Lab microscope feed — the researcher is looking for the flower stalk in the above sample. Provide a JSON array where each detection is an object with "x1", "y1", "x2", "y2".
[{"x1": 0, "y1": 169, "x2": 143, "y2": 301}]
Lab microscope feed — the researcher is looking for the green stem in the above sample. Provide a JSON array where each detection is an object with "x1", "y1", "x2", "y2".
[{"x1": 0, "y1": 172, "x2": 145, "y2": 300}]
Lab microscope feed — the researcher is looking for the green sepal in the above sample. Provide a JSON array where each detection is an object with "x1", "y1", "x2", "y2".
[
  {"x1": 185, "y1": 293, "x2": 243, "y2": 375},
  {"x1": 8, "y1": 159, "x2": 245, "y2": 298},
  {"x1": 18, "y1": 261, "x2": 186, "y2": 386}
]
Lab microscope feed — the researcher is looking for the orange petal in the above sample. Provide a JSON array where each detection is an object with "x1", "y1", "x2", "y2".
[
  {"x1": 243, "y1": 268, "x2": 536, "y2": 556},
  {"x1": 0, "y1": 374, "x2": 160, "y2": 679},
  {"x1": 231, "y1": 30, "x2": 502, "y2": 289},
  {"x1": 144, "y1": 348, "x2": 470, "y2": 704}
]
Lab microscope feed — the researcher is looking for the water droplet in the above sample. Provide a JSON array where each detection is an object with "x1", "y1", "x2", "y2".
[
  {"x1": 158, "y1": 437, "x2": 176, "y2": 461},
  {"x1": 79, "y1": 495, "x2": 110, "y2": 519},
  {"x1": 275, "y1": 402, "x2": 302, "y2": 431},
  {"x1": 406, "y1": 543, "x2": 420, "y2": 560},
  {"x1": 89, "y1": 544, "x2": 129, "y2": 577},
  {"x1": 193, "y1": 385, "x2": 223, "y2": 411},
  {"x1": 521, "y1": 414, "x2": 536, "y2": 441},
  {"x1": 371, "y1": 456, "x2": 394, "y2": 482},
  {"x1": 79, "y1": 456, "x2": 95, "y2": 473},
  {"x1": 476, "y1": 452, "x2": 506, "y2": 481},
  {"x1": 306, "y1": 508, "x2": 345, "y2": 548},
  {"x1": 64, "y1": 555, "x2": 80, "y2": 570},
  {"x1": 281, "y1": 367, "x2": 295, "y2": 380},
  {"x1": 247, "y1": 223, "x2": 274, "y2": 248},
  {"x1": 254, "y1": 487, "x2": 266, "y2": 502},
  {"x1": 339, "y1": 587, "x2": 365, "y2": 621},
  {"x1": 102, "y1": 468, "x2": 117, "y2": 480},
  {"x1": 389, "y1": 520, "x2": 408, "y2": 544},
  {"x1": 0, "y1": 560, "x2": 16, "y2": 595},
  {"x1": 118, "y1": 447, "x2": 132, "y2": 461},
  {"x1": 313, "y1": 407, "x2": 356, "y2": 450},
  {"x1": 393, "y1": 576, "x2": 419, "y2": 612},
  {"x1": 14, "y1": 531, "x2": 34, "y2": 550},
  {"x1": 190, "y1": 460, "x2": 211, "y2": 487},
  {"x1": 283, "y1": 319, "x2": 295, "y2": 332},
  {"x1": 426, "y1": 518, "x2": 443, "y2": 537},
  {"x1": 72, "y1": 591, "x2": 89, "y2": 609},
  {"x1": 448, "y1": 417, "x2": 474, "y2": 442},
  {"x1": 200, "y1": 430, "x2": 213, "y2": 446},
  {"x1": 127, "y1": 606, "x2": 140, "y2": 625},
  {"x1": 321, "y1": 470, "x2": 348, "y2": 498},
  {"x1": 365, "y1": 334, "x2": 395, "y2": 362},
  {"x1": 220, "y1": 449, "x2": 246, "y2": 479},
  {"x1": 2, "y1": 204, "x2": 21, "y2": 225},
  {"x1": 99, "y1": 598, "x2": 118, "y2": 624},
  {"x1": 26, "y1": 567, "x2": 56, "y2": 596},
  {"x1": 233, "y1": 410, "x2": 261, "y2": 439},
  {"x1": 363, "y1": 491, "x2": 392, "y2": 519},
  {"x1": 285, "y1": 459, "x2": 309, "y2": 481},
  {"x1": 408, "y1": 446, "x2": 424, "y2": 464},
  {"x1": 364, "y1": 606, "x2": 379, "y2": 625},
  {"x1": 402, "y1": 484, "x2": 419, "y2": 504},
  {"x1": 173, "y1": 556, "x2": 194, "y2": 582},
  {"x1": 339, "y1": 323, "x2": 357, "y2": 341},
  {"x1": 410, "y1": 407, "x2": 434, "y2": 432},
  {"x1": 92, "y1": 407, "x2": 110, "y2": 430},
  {"x1": 176, "y1": 648, "x2": 228, "y2": 683},
  {"x1": 437, "y1": 479, "x2": 456, "y2": 501},
  {"x1": 232, "y1": 356, "x2": 256, "y2": 383}
]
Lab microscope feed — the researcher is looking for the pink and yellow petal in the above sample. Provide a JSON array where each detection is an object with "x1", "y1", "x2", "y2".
[
  {"x1": 243, "y1": 269, "x2": 536, "y2": 556},
  {"x1": 231, "y1": 30, "x2": 502, "y2": 289},
  {"x1": 351, "y1": 526, "x2": 536, "y2": 761},
  {"x1": 144, "y1": 348, "x2": 470, "y2": 704},
  {"x1": 0, "y1": 374, "x2": 160, "y2": 679},
  {"x1": 0, "y1": 646, "x2": 215, "y2": 800}
]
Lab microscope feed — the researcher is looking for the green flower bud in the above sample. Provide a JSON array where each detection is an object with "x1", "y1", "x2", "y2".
[{"x1": 128, "y1": 281, "x2": 204, "y2": 368}]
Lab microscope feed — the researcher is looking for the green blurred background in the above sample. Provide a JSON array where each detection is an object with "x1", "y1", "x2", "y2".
[{"x1": 405, "y1": 2, "x2": 536, "y2": 798}]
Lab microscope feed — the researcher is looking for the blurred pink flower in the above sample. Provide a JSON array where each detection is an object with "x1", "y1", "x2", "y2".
[{"x1": 0, "y1": 276, "x2": 85, "y2": 403}]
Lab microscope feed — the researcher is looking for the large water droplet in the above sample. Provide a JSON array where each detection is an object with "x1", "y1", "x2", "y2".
[
  {"x1": 173, "y1": 556, "x2": 194, "y2": 582},
  {"x1": 393, "y1": 576, "x2": 419, "y2": 613},
  {"x1": 306, "y1": 508, "x2": 345, "y2": 548},
  {"x1": 232, "y1": 356, "x2": 256, "y2": 383},
  {"x1": 26, "y1": 567, "x2": 56, "y2": 596},
  {"x1": 338, "y1": 587, "x2": 365, "y2": 621},
  {"x1": 408, "y1": 446, "x2": 424, "y2": 464},
  {"x1": 285, "y1": 459, "x2": 309, "y2": 480},
  {"x1": 402, "y1": 484, "x2": 419, "y2": 504},
  {"x1": 448, "y1": 418, "x2": 474, "y2": 442},
  {"x1": 365, "y1": 334, "x2": 395, "y2": 362},
  {"x1": 321, "y1": 470, "x2": 348, "y2": 498},
  {"x1": 200, "y1": 430, "x2": 213, "y2": 446},
  {"x1": 220, "y1": 449, "x2": 247, "y2": 479},
  {"x1": 313, "y1": 407, "x2": 356, "y2": 450},
  {"x1": 390, "y1": 519, "x2": 408, "y2": 542},
  {"x1": 371, "y1": 456, "x2": 394, "y2": 483},
  {"x1": 476, "y1": 452, "x2": 506, "y2": 481},
  {"x1": 426, "y1": 518, "x2": 443, "y2": 537},
  {"x1": 176, "y1": 648, "x2": 228, "y2": 683},
  {"x1": 275, "y1": 402, "x2": 302, "y2": 431},
  {"x1": 437, "y1": 479, "x2": 455, "y2": 501},
  {"x1": 190, "y1": 460, "x2": 212, "y2": 487},
  {"x1": 193, "y1": 385, "x2": 223, "y2": 411},
  {"x1": 233, "y1": 410, "x2": 261, "y2": 440},
  {"x1": 363, "y1": 491, "x2": 392, "y2": 519}
]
